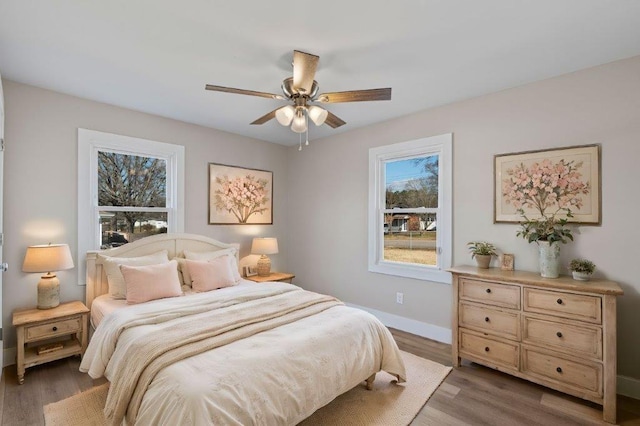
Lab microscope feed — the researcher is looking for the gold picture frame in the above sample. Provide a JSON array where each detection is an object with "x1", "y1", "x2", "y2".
[
  {"x1": 494, "y1": 144, "x2": 601, "y2": 224},
  {"x1": 208, "y1": 163, "x2": 273, "y2": 225},
  {"x1": 501, "y1": 254, "x2": 514, "y2": 271}
]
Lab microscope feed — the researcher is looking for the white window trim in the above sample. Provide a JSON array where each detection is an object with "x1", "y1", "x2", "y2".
[
  {"x1": 368, "y1": 133, "x2": 452, "y2": 284},
  {"x1": 77, "y1": 128, "x2": 185, "y2": 285}
]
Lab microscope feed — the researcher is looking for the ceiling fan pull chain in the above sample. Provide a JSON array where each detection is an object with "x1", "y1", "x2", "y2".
[
  {"x1": 305, "y1": 113, "x2": 310, "y2": 146},
  {"x1": 298, "y1": 132, "x2": 302, "y2": 151}
]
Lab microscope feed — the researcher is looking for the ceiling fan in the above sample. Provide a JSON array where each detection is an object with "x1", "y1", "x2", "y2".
[{"x1": 205, "y1": 50, "x2": 391, "y2": 148}]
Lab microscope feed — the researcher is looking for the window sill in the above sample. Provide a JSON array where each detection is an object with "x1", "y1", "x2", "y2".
[{"x1": 369, "y1": 262, "x2": 452, "y2": 284}]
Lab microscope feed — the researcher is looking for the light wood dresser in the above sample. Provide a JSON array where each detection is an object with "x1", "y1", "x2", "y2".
[{"x1": 449, "y1": 266, "x2": 623, "y2": 424}]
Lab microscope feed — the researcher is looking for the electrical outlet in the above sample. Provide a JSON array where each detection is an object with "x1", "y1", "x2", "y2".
[{"x1": 396, "y1": 292, "x2": 404, "y2": 304}]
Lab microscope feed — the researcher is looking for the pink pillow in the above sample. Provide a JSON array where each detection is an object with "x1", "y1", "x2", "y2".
[
  {"x1": 120, "y1": 260, "x2": 182, "y2": 304},
  {"x1": 185, "y1": 258, "x2": 236, "y2": 292}
]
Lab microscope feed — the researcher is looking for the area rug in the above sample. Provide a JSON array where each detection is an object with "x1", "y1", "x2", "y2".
[{"x1": 44, "y1": 350, "x2": 451, "y2": 426}]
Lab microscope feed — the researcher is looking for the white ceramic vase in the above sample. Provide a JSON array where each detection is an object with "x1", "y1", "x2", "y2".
[
  {"x1": 538, "y1": 241, "x2": 560, "y2": 278},
  {"x1": 572, "y1": 271, "x2": 592, "y2": 281}
]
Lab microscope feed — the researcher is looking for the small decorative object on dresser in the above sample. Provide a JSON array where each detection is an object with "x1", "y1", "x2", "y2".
[
  {"x1": 501, "y1": 254, "x2": 514, "y2": 271},
  {"x1": 466, "y1": 241, "x2": 497, "y2": 269},
  {"x1": 12, "y1": 301, "x2": 89, "y2": 384},
  {"x1": 569, "y1": 258, "x2": 596, "y2": 281},
  {"x1": 244, "y1": 271, "x2": 295, "y2": 284},
  {"x1": 449, "y1": 266, "x2": 623, "y2": 424}
]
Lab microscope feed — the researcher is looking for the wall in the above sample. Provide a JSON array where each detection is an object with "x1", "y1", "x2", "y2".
[
  {"x1": 2, "y1": 81, "x2": 289, "y2": 351},
  {"x1": 286, "y1": 56, "x2": 640, "y2": 385}
]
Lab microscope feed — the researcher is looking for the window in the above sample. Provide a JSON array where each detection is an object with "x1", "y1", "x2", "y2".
[
  {"x1": 368, "y1": 134, "x2": 452, "y2": 283},
  {"x1": 78, "y1": 129, "x2": 184, "y2": 284}
]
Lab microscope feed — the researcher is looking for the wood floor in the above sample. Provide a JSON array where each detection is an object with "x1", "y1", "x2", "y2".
[{"x1": 0, "y1": 329, "x2": 638, "y2": 425}]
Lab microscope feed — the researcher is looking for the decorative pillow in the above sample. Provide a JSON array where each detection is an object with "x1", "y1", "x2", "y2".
[
  {"x1": 100, "y1": 250, "x2": 169, "y2": 299},
  {"x1": 173, "y1": 257, "x2": 190, "y2": 287},
  {"x1": 120, "y1": 259, "x2": 182, "y2": 304},
  {"x1": 183, "y1": 248, "x2": 241, "y2": 284},
  {"x1": 185, "y1": 258, "x2": 236, "y2": 292}
]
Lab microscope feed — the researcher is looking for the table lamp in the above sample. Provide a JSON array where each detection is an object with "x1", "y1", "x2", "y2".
[
  {"x1": 251, "y1": 238, "x2": 278, "y2": 276},
  {"x1": 22, "y1": 243, "x2": 74, "y2": 309}
]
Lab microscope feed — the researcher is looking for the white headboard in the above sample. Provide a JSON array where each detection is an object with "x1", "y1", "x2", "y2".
[{"x1": 85, "y1": 233, "x2": 240, "y2": 309}]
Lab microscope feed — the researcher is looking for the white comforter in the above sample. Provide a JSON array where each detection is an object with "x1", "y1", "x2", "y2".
[{"x1": 80, "y1": 282, "x2": 406, "y2": 425}]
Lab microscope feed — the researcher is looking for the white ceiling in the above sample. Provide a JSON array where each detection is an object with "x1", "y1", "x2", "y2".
[{"x1": 1, "y1": 1, "x2": 640, "y2": 146}]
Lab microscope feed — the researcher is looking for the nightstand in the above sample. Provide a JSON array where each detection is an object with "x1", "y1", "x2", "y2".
[
  {"x1": 12, "y1": 301, "x2": 89, "y2": 384},
  {"x1": 245, "y1": 272, "x2": 295, "y2": 284}
]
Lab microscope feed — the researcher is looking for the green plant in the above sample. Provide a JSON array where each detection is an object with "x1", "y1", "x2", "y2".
[
  {"x1": 516, "y1": 208, "x2": 574, "y2": 244},
  {"x1": 569, "y1": 258, "x2": 596, "y2": 274},
  {"x1": 467, "y1": 241, "x2": 497, "y2": 258}
]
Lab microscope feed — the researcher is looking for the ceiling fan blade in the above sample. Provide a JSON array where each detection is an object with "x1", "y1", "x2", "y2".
[
  {"x1": 205, "y1": 84, "x2": 284, "y2": 100},
  {"x1": 324, "y1": 111, "x2": 346, "y2": 129},
  {"x1": 250, "y1": 108, "x2": 279, "y2": 125},
  {"x1": 316, "y1": 88, "x2": 392, "y2": 103},
  {"x1": 292, "y1": 50, "x2": 319, "y2": 95}
]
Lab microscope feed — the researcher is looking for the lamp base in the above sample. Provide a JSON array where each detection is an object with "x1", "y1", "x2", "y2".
[
  {"x1": 37, "y1": 273, "x2": 60, "y2": 310},
  {"x1": 257, "y1": 255, "x2": 271, "y2": 276}
]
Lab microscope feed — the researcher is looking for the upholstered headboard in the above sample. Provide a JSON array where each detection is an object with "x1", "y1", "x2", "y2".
[{"x1": 85, "y1": 233, "x2": 240, "y2": 309}]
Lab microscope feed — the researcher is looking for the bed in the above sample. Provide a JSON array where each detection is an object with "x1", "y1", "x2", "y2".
[{"x1": 79, "y1": 233, "x2": 406, "y2": 425}]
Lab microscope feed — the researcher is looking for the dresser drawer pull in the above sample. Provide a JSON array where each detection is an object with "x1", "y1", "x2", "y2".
[
  {"x1": 486, "y1": 288, "x2": 492, "y2": 294},
  {"x1": 556, "y1": 331, "x2": 563, "y2": 338},
  {"x1": 484, "y1": 317, "x2": 490, "y2": 322},
  {"x1": 484, "y1": 346, "x2": 490, "y2": 352},
  {"x1": 556, "y1": 367, "x2": 563, "y2": 373},
  {"x1": 556, "y1": 298, "x2": 563, "y2": 305},
  {"x1": 52, "y1": 326, "x2": 58, "y2": 331}
]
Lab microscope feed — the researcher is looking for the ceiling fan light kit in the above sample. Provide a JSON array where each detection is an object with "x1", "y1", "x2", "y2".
[{"x1": 205, "y1": 50, "x2": 392, "y2": 149}]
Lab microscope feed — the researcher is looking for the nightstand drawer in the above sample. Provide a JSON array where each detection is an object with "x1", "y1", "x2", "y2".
[
  {"x1": 459, "y1": 278, "x2": 520, "y2": 309},
  {"x1": 524, "y1": 288, "x2": 601, "y2": 323},
  {"x1": 26, "y1": 317, "x2": 81, "y2": 341}
]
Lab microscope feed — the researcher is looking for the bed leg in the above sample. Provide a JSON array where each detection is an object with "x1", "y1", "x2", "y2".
[{"x1": 365, "y1": 373, "x2": 376, "y2": 390}]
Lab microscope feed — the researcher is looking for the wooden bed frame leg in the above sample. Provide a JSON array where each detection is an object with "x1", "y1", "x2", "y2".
[{"x1": 365, "y1": 373, "x2": 376, "y2": 390}]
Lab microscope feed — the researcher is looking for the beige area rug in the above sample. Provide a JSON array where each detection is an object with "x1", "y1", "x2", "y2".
[{"x1": 44, "y1": 351, "x2": 451, "y2": 426}]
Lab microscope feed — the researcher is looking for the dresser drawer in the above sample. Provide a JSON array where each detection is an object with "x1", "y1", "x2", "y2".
[
  {"x1": 459, "y1": 278, "x2": 521, "y2": 309},
  {"x1": 523, "y1": 288, "x2": 601, "y2": 323},
  {"x1": 26, "y1": 317, "x2": 81, "y2": 342},
  {"x1": 459, "y1": 302, "x2": 520, "y2": 340},
  {"x1": 522, "y1": 316, "x2": 602, "y2": 359},
  {"x1": 459, "y1": 330, "x2": 519, "y2": 371},
  {"x1": 522, "y1": 346, "x2": 602, "y2": 396}
]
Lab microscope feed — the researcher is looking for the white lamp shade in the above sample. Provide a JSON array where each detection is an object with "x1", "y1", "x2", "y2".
[
  {"x1": 291, "y1": 110, "x2": 307, "y2": 133},
  {"x1": 251, "y1": 238, "x2": 279, "y2": 255},
  {"x1": 22, "y1": 244, "x2": 74, "y2": 273},
  {"x1": 275, "y1": 105, "x2": 295, "y2": 126},
  {"x1": 308, "y1": 105, "x2": 328, "y2": 126}
]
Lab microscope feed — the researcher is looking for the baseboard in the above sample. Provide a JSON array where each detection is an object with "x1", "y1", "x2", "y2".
[
  {"x1": 345, "y1": 303, "x2": 452, "y2": 344},
  {"x1": 3, "y1": 348, "x2": 15, "y2": 368},
  {"x1": 618, "y1": 374, "x2": 640, "y2": 400}
]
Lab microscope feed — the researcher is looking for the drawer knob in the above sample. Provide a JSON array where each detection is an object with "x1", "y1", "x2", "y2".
[
  {"x1": 486, "y1": 288, "x2": 492, "y2": 294},
  {"x1": 556, "y1": 298, "x2": 563, "y2": 305},
  {"x1": 556, "y1": 367, "x2": 563, "y2": 373},
  {"x1": 484, "y1": 317, "x2": 490, "y2": 322},
  {"x1": 556, "y1": 331, "x2": 563, "y2": 338},
  {"x1": 52, "y1": 326, "x2": 58, "y2": 331},
  {"x1": 484, "y1": 346, "x2": 490, "y2": 352}
]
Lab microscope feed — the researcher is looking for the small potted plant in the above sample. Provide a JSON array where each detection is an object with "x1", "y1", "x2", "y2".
[
  {"x1": 569, "y1": 258, "x2": 596, "y2": 281},
  {"x1": 467, "y1": 241, "x2": 497, "y2": 269}
]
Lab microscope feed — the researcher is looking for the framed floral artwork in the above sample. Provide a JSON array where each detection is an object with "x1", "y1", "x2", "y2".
[
  {"x1": 208, "y1": 163, "x2": 273, "y2": 225},
  {"x1": 494, "y1": 144, "x2": 600, "y2": 224}
]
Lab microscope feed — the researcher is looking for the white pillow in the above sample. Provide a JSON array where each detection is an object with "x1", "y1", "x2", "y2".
[
  {"x1": 183, "y1": 248, "x2": 241, "y2": 284},
  {"x1": 120, "y1": 260, "x2": 182, "y2": 304},
  {"x1": 100, "y1": 250, "x2": 169, "y2": 299}
]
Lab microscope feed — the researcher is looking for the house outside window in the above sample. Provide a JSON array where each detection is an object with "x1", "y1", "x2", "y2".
[
  {"x1": 368, "y1": 133, "x2": 452, "y2": 283},
  {"x1": 78, "y1": 129, "x2": 184, "y2": 284}
]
